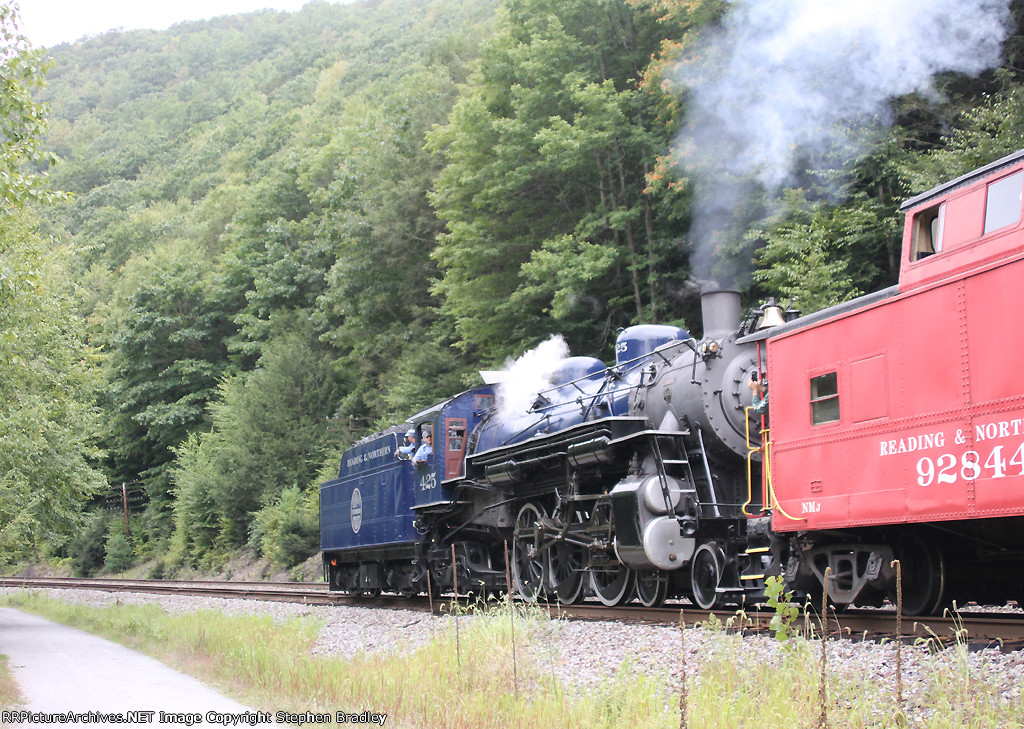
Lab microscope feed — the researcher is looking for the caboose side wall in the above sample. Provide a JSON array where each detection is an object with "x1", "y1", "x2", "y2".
[{"x1": 768, "y1": 154, "x2": 1024, "y2": 534}]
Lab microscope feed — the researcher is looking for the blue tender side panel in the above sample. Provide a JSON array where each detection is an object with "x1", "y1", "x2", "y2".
[{"x1": 320, "y1": 430, "x2": 417, "y2": 552}]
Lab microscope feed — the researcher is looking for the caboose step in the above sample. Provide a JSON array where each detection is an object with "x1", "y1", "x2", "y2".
[{"x1": 745, "y1": 546, "x2": 770, "y2": 554}]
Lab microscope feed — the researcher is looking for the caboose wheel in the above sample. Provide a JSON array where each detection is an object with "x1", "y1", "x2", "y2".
[
  {"x1": 690, "y1": 542, "x2": 725, "y2": 610},
  {"x1": 891, "y1": 534, "x2": 946, "y2": 616},
  {"x1": 590, "y1": 564, "x2": 634, "y2": 606},
  {"x1": 547, "y1": 540, "x2": 586, "y2": 604},
  {"x1": 512, "y1": 502, "x2": 547, "y2": 602},
  {"x1": 634, "y1": 569, "x2": 669, "y2": 608}
]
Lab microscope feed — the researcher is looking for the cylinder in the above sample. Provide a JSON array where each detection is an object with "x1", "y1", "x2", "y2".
[
  {"x1": 567, "y1": 436, "x2": 612, "y2": 468},
  {"x1": 484, "y1": 460, "x2": 522, "y2": 486}
]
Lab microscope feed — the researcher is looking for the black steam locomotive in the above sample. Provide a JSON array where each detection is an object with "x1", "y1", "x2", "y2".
[{"x1": 321, "y1": 289, "x2": 784, "y2": 609}]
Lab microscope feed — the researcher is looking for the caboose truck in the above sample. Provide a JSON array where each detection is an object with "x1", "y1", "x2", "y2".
[{"x1": 321, "y1": 150, "x2": 1024, "y2": 615}]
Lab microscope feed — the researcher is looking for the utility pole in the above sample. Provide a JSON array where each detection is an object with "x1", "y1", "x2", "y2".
[{"x1": 121, "y1": 482, "x2": 131, "y2": 540}]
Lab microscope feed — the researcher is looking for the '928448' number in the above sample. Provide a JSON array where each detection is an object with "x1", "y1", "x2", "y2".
[{"x1": 916, "y1": 444, "x2": 1024, "y2": 486}]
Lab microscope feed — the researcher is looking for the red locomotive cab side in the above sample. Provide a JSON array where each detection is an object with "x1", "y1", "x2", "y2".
[
  {"x1": 766, "y1": 150, "x2": 1024, "y2": 537},
  {"x1": 445, "y1": 417, "x2": 468, "y2": 480}
]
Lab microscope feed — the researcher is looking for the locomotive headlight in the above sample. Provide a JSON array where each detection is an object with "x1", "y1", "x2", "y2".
[{"x1": 700, "y1": 340, "x2": 721, "y2": 360}]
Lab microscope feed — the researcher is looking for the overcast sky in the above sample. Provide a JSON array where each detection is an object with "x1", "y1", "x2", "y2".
[{"x1": 17, "y1": 0, "x2": 333, "y2": 48}]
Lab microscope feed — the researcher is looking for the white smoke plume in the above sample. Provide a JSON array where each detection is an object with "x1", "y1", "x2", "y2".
[
  {"x1": 674, "y1": 0, "x2": 1013, "y2": 284},
  {"x1": 494, "y1": 335, "x2": 570, "y2": 419}
]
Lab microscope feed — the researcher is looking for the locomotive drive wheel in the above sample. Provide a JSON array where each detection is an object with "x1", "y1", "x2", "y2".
[
  {"x1": 891, "y1": 533, "x2": 946, "y2": 616},
  {"x1": 512, "y1": 503, "x2": 547, "y2": 602},
  {"x1": 590, "y1": 564, "x2": 634, "y2": 606},
  {"x1": 690, "y1": 542, "x2": 724, "y2": 610},
  {"x1": 547, "y1": 539, "x2": 586, "y2": 605},
  {"x1": 634, "y1": 569, "x2": 669, "y2": 608}
]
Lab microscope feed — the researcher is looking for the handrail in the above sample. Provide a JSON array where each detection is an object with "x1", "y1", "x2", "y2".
[
  {"x1": 742, "y1": 406, "x2": 804, "y2": 522},
  {"x1": 742, "y1": 406, "x2": 760, "y2": 516}
]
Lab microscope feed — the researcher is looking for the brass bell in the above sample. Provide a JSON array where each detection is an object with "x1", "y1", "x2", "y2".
[{"x1": 756, "y1": 305, "x2": 787, "y2": 329}]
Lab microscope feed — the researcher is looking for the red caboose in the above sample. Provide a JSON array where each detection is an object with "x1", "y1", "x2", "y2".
[{"x1": 764, "y1": 150, "x2": 1024, "y2": 614}]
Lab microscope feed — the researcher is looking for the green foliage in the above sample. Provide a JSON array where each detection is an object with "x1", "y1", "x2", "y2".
[
  {"x1": 103, "y1": 525, "x2": 135, "y2": 574},
  {"x1": 0, "y1": 5, "x2": 105, "y2": 567},
  {"x1": 0, "y1": 4, "x2": 64, "y2": 208},
  {"x1": 310, "y1": 67, "x2": 468, "y2": 423},
  {"x1": 750, "y1": 193, "x2": 864, "y2": 315},
  {"x1": 166, "y1": 433, "x2": 221, "y2": 568},
  {"x1": 169, "y1": 322, "x2": 344, "y2": 565},
  {"x1": 0, "y1": 212, "x2": 106, "y2": 565},
  {"x1": 763, "y1": 576, "x2": 800, "y2": 643},
  {"x1": 903, "y1": 79, "x2": 1024, "y2": 193},
  {"x1": 69, "y1": 512, "x2": 111, "y2": 577},
  {"x1": 427, "y1": 0, "x2": 693, "y2": 360},
  {"x1": 36, "y1": 1, "x2": 500, "y2": 557},
  {"x1": 249, "y1": 486, "x2": 319, "y2": 568},
  {"x1": 99, "y1": 238, "x2": 235, "y2": 540}
]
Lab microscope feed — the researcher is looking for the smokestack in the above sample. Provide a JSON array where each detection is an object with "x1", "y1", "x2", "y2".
[{"x1": 701, "y1": 289, "x2": 741, "y2": 339}]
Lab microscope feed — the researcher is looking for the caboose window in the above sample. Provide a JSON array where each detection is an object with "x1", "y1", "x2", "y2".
[
  {"x1": 810, "y1": 372, "x2": 840, "y2": 425},
  {"x1": 911, "y1": 203, "x2": 945, "y2": 260},
  {"x1": 983, "y1": 170, "x2": 1023, "y2": 234}
]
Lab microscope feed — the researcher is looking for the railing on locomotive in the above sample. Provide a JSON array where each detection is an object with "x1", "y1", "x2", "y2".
[{"x1": 523, "y1": 336, "x2": 701, "y2": 416}]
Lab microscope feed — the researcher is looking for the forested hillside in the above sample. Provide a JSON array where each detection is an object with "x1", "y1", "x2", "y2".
[{"x1": 5, "y1": 0, "x2": 1024, "y2": 575}]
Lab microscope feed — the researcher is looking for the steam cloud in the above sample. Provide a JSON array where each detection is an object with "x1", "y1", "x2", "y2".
[
  {"x1": 674, "y1": 0, "x2": 1012, "y2": 285},
  {"x1": 495, "y1": 335, "x2": 570, "y2": 420}
]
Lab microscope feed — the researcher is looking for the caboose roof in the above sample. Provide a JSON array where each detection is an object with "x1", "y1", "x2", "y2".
[{"x1": 900, "y1": 148, "x2": 1024, "y2": 211}]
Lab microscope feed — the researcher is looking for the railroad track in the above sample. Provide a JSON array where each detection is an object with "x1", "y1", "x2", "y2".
[{"x1": 2, "y1": 576, "x2": 1022, "y2": 650}]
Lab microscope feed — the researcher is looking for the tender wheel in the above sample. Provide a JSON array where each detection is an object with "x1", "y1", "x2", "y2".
[
  {"x1": 547, "y1": 540, "x2": 586, "y2": 605},
  {"x1": 590, "y1": 563, "x2": 634, "y2": 606},
  {"x1": 890, "y1": 534, "x2": 945, "y2": 617},
  {"x1": 634, "y1": 569, "x2": 669, "y2": 608},
  {"x1": 512, "y1": 503, "x2": 547, "y2": 602},
  {"x1": 690, "y1": 542, "x2": 724, "y2": 610}
]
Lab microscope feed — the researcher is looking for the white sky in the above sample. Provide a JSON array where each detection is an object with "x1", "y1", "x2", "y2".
[{"x1": 16, "y1": 0, "x2": 331, "y2": 48}]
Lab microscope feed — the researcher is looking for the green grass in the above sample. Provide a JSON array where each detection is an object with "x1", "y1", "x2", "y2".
[
  {"x1": 683, "y1": 610, "x2": 1024, "y2": 729},
  {"x1": 0, "y1": 591, "x2": 674, "y2": 728},
  {"x1": 0, "y1": 655, "x2": 22, "y2": 710},
  {"x1": 0, "y1": 652, "x2": 25, "y2": 729},
  {"x1": 1, "y1": 590, "x2": 1022, "y2": 729}
]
